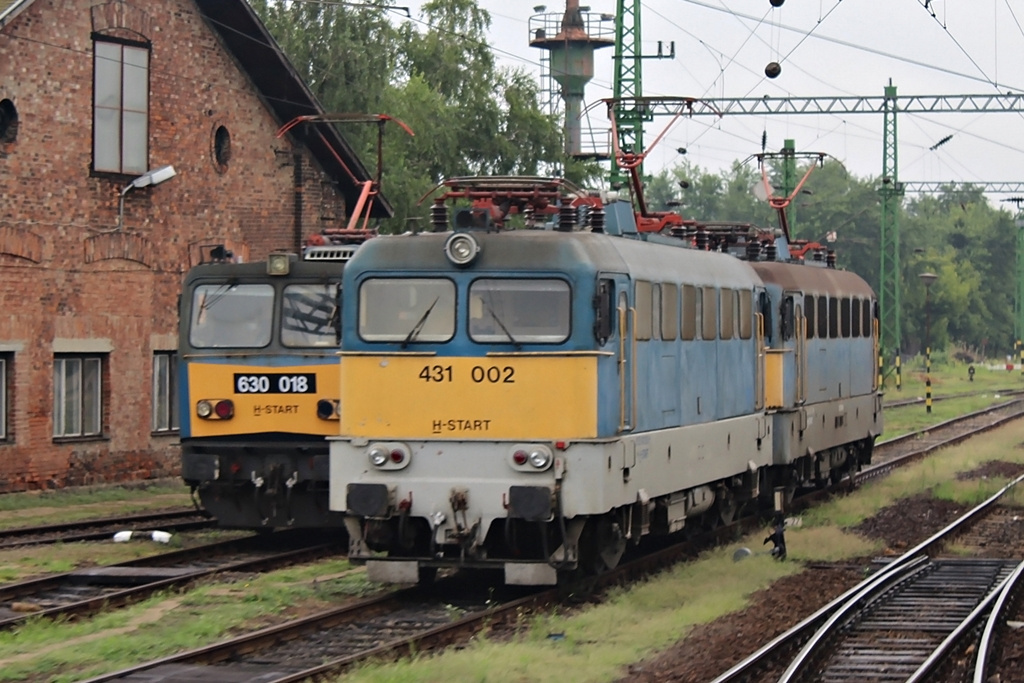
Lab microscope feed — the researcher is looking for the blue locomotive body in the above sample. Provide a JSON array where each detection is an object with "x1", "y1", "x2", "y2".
[{"x1": 329, "y1": 178, "x2": 882, "y2": 584}]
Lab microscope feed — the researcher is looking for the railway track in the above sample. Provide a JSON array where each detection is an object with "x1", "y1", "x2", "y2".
[
  {"x1": 0, "y1": 530, "x2": 340, "y2": 630},
  {"x1": 867, "y1": 398, "x2": 1024, "y2": 473},
  {"x1": 882, "y1": 386, "x2": 1024, "y2": 409},
  {"x1": 0, "y1": 507, "x2": 213, "y2": 549},
  {"x1": 709, "y1": 473, "x2": 1024, "y2": 683}
]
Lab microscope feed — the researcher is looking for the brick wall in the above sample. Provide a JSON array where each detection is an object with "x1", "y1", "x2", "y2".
[{"x1": 0, "y1": 0, "x2": 351, "y2": 491}]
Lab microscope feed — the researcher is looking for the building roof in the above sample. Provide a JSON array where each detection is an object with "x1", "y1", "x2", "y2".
[
  {"x1": 195, "y1": 0, "x2": 392, "y2": 218},
  {"x1": 0, "y1": 0, "x2": 392, "y2": 218}
]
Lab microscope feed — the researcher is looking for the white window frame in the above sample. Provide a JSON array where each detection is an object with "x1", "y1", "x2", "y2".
[
  {"x1": 53, "y1": 356, "x2": 103, "y2": 438},
  {"x1": 151, "y1": 351, "x2": 178, "y2": 433},
  {"x1": 93, "y1": 39, "x2": 149, "y2": 174}
]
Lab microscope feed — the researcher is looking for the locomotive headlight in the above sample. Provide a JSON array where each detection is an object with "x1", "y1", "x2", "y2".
[
  {"x1": 528, "y1": 449, "x2": 552, "y2": 469},
  {"x1": 316, "y1": 399, "x2": 340, "y2": 420},
  {"x1": 368, "y1": 446, "x2": 389, "y2": 467},
  {"x1": 267, "y1": 252, "x2": 290, "y2": 276},
  {"x1": 196, "y1": 400, "x2": 213, "y2": 418},
  {"x1": 444, "y1": 232, "x2": 480, "y2": 267}
]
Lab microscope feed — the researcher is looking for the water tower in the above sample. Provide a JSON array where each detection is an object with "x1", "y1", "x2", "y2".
[{"x1": 529, "y1": 1, "x2": 614, "y2": 157}]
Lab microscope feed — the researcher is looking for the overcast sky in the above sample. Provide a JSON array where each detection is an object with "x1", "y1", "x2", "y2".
[{"x1": 398, "y1": 0, "x2": 1024, "y2": 196}]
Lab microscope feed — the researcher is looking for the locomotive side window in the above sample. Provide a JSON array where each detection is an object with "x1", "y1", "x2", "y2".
[
  {"x1": 804, "y1": 295, "x2": 815, "y2": 339},
  {"x1": 661, "y1": 283, "x2": 678, "y2": 341},
  {"x1": 720, "y1": 288, "x2": 735, "y2": 339},
  {"x1": 593, "y1": 278, "x2": 615, "y2": 344},
  {"x1": 634, "y1": 280, "x2": 652, "y2": 341},
  {"x1": 759, "y1": 291, "x2": 773, "y2": 342},
  {"x1": 863, "y1": 300, "x2": 873, "y2": 337},
  {"x1": 281, "y1": 283, "x2": 341, "y2": 348},
  {"x1": 652, "y1": 284, "x2": 662, "y2": 341},
  {"x1": 739, "y1": 290, "x2": 752, "y2": 339},
  {"x1": 681, "y1": 285, "x2": 697, "y2": 340},
  {"x1": 828, "y1": 297, "x2": 839, "y2": 338},
  {"x1": 781, "y1": 295, "x2": 795, "y2": 341},
  {"x1": 841, "y1": 298, "x2": 852, "y2": 338},
  {"x1": 701, "y1": 287, "x2": 717, "y2": 340},
  {"x1": 360, "y1": 278, "x2": 455, "y2": 343},
  {"x1": 817, "y1": 296, "x2": 828, "y2": 339},
  {"x1": 851, "y1": 298, "x2": 861, "y2": 337},
  {"x1": 190, "y1": 284, "x2": 273, "y2": 348},
  {"x1": 469, "y1": 278, "x2": 570, "y2": 343}
]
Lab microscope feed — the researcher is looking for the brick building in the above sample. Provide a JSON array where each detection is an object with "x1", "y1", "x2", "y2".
[{"x1": 0, "y1": 0, "x2": 388, "y2": 491}]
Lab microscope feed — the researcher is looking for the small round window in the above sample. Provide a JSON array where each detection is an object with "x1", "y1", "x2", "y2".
[
  {"x1": 0, "y1": 99, "x2": 18, "y2": 144},
  {"x1": 213, "y1": 125, "x2": 231, "y2": 168}
]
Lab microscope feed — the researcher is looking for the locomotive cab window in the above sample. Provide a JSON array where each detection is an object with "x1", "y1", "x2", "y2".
[
  {"x1": 190, "y1": 284, "x2": 273, "y2": 348},
  {"x1": 281, "y1": 283, "x2": 341, "y2": 348},
  {"x1": 360, "y1": 278, "x2": 455, "y2": 343},
  {"x1": 863, "y1": 300, "x2": 873, "y2": 337},
  {"x1": 829, "y1": 297, "x2": 839, "y2": 338},
  {"x1": 469, "y1": 278, "x2": 570, "y2": 343},
  {"x1": 841, "y1": 298, "x2": 852, "y2": 338}
]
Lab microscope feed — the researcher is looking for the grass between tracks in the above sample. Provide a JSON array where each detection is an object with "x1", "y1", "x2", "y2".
[
  {"x1": 0, "y1": 529, "x2": 252, "y2": 583},
  {"x1": 0, "y1": 559, "x2": 375, "y2": 682},
  {"x1": 883, "y1": 360, "x2": 1024, "y2": 438},
  {"x1": 0, "y1": 482, "x2": 191, "y2": 531}
]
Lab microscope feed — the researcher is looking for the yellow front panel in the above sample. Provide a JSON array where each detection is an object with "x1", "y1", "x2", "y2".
[
  {"x1": 340, "y1": 354, "x2": 599, "y2": 439},
  {"x1": 187, "y1": 362, "x2": 339, "y2": 437}
]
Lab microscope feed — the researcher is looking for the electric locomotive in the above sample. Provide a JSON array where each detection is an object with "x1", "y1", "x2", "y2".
[
  {"x1": 180, "y1": 231, "x2": 370, "y2": 529},
  {"x1": 328, "y1": 176, "x2": 882, "y2": 584}
]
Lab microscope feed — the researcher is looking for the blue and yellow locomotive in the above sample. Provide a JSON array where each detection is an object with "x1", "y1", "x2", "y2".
[
  {"x1": 180, "y1": 233, "x2": 370, "y2": 528},
  {"x1": 329, "y1": 177, "x2": 882, "y2": 584}
]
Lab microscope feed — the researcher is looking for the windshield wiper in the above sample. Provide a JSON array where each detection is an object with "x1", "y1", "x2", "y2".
[
  {"x1": 402, "y1": 297, "x2": 440, "y2": 347},
  {"x1": 486, "y1": 303, "x2": 520, "y2": 348}
]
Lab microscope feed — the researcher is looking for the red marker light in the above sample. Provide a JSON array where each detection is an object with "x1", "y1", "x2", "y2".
[
  {"x1": 390, "y1": 449, "x2": 405, "y2": 464},
  {"x1": 214, "y1": 400, "x2": 234, "y2": 419},
  {"x1": 513, "y1": 450, "x2": 528, "y2": 465}
]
